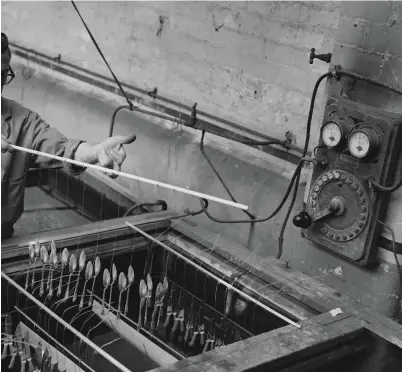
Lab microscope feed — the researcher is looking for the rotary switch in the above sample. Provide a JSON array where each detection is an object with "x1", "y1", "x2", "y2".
[
  {"x1": 293, "y1": 196, "x2": 346, "y2": 229},
  {"x1": 293, "y1": 170, "x2": 369, "y2": 241}
]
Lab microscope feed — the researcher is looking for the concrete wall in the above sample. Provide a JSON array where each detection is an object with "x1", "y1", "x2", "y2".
[
  {"x1": 329, "y1": 1, "x2": 402, "y2": 248},
  {"x1": 2, "y1": 1, "x2": 401, "y2": 317},
  {"x1": 1, "y1": 1, "x2": 341, "y2": 147}
]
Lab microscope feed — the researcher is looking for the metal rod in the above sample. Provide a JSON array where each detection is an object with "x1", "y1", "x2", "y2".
[
  {"x1": 10, "y1": 144, "x2": 248, "y2": 211},
  {"x1": 125, "y1": 222, "x2": 301, "y2": 328},
  {"x1": 13, "y1": 306, "x2": 96, "y2": 372},
  {"x1": 1, "y1": 271, "x2": 132, "y2": 372}
]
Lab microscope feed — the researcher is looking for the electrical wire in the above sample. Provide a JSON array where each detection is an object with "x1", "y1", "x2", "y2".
[
  {"x1": 198, "y1": 72, "x2": 333, "y2": 227},
  {"x1": 199, "y1": 159, "x2": 304, "y2": 223},
  {"x1": 377, "y1": 219, "x2": 402, "y2": 323},
  {"x1": 70, "y1": 1, "x2": 133, "y2": 108},
  {"x1": 276, "y1": 71, "x2": 333, "y2": 258},
  {"x1": 200, "y1": 130, "x2": 256, "y2": 220},
  {"x1": 336, "y1": 70, "x2": 402, "y2": 96},
  {"x1": 123, "y1": 200, "x2": 168, "y2": 217},
  {"x1": 170, "y1": 199, "x2": 209, "y2": 220},
  {"x1": 369, "y1": 178, "x2": 402, "y2": 193}
]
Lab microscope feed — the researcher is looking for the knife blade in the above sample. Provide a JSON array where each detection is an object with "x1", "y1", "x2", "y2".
[
  {"x1": 42, "y1": 348, "x2": 50, "y2": 372},
  {"x1": 8, "y1": 328, "x2": 18, "y2": 369},
  {"x1": 8, "y1": 343, "x2": 18, "y2": 369},
  {"x1": 15, "y1": 324, "x2": 27, "y2": 372},
  {"x1": 24, "y1": 332, "x2": 35, "y2": 372},
  {"x1": 2, "y1": 313, "x2": 12, "y2": 359},
  {"x1": 36, "y1": 341, "x2": 43, "y2": 371}
]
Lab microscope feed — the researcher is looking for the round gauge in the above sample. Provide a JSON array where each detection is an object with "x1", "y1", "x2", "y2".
[
  {"x1": 321, "y1": 122, "x2": 342, "y2": 148},
  {"x1": 348, "y1": 129, "x2": 378, "y2": 159}
]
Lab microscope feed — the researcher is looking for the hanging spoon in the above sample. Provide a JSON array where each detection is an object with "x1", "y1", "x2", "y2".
[
  {"x1": 144, "y1": 273, "x2": 153, "y2": 327},
  {"x1": 89, "y1": 257, "x2": 101, "y2": 306},
  {"x1": 101, "y1": 269, "x2": 111, "y2": 315},
  {"x1": 47, "y1": 241, "x2": 57, "y2": 290},
  {"x1": 157, "y1": 278, "x2": 168, "y2": 330},
  {"x1": 57, "y1": 248, "x2": 69, "y2": 297},
  {"x1": 150, "y1": 282, "x2": 163, "y2": 333},
  {"x1": 117, "y1": 272, "x2": 127, "y2": 319},
  {"x1": 39, "y1": 246, "x2": 49, "y2": 297},
  {"x1": 32, "y1": 240, "x2": 40, "y2": 286},
  {"x1": 35, "y1": 340, "x2": 43, "y2": 371},
  {"x1": 25, "y1": 244, "x2": 34, "y2": 290},
  {"x1": 138, "y1": 279, "x2": 148, "y2": 329},
  {"x1": 1, "y1": 313, "x2": 12, "y2": 359},
  {"x1": 157, "y1": 276, "x2": 169, "y2": 329},
  {"x1": 64, "y1": 254, "x2": 77, "y2": 302},
  {"x1": 79, "y1": 261, "x2": 93, "y2": 310},
  {"x1": 146, "y1": 273, "x2": 153, "y2": 308},
  {"x1": 123, "y1": 265, "x2": 135, "y2": 315},
  {"x1": 48, "y1": 251, "x2": 58, "y2": 300},
  {"x1": 108, "y1": 263, "x2": 118, "y2": 310},
  {"x1": 234, "y1": 298, "x2": 248, "y2": 317},
  {"x1": 73, "y1": 251, "x2": 86, "y2": 302}
]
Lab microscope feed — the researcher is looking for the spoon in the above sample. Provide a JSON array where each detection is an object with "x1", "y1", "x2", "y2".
[
  {"x1": 89, "y1": 257, "x2": 101, "y2": 306},
  {"x1": 150, "y1": 283, "x2": 163, "y2": 333},
  {"x1": 108, "y1": 263, "x2": 117, "y2": 310},
  {"x1": 138, "y1": 279, "x2": 148, "y2": 329},
  {"x1": 146, "y1": 273, "x2": 153, "y2": 307},
  {"x1": 39, "y1": 246, "x2": 49, "y2": 297},
  {"x1": 25, "y1": 244, "x2": 34, "y2": 290},
  {"x1": 117, "y1": 272, "x2": 127, "y2": 319},
  {"x1": 32, "y1": 240, "x2": 41, "y2": 286},
  {"x1": 48, "y1": 251, "x2": 58, "y2": 300},
  {"x1": 157, "y1": 276, "x2": 169, "y2": 328},
  {"x1": 124, "y1": 265, "x2": 135, "y2": 315},
  {"x1": 64, "y1": 254, "x2": 77, "y2": 302},
  {"x1": 47, "y1": 241, "x2": 57, "y2": 290},
  {"x1": 234, "y1": 297, "x2": 248, "y2": 317},
  {"x1": 79, "y1": 261, "x2": 93, "y2": 310},
  {"x1": 224, "y1": 288, "x2": 233, "y2": 316},
  {"x1": 57, "y1": 248, "x2": 69, "y2": 297},
  {"x1": 145, "y1": 273, "x2": 153, "y2": 327},
  {"x1": 101, "y1": 269, "x2": 111, "y2": 315},
  {"x1": 73, "y1": 251, "x2": 86, "y2": 302}
]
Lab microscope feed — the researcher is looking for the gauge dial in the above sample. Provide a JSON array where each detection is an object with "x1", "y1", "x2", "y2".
[
  {"x1": 348, "y1": 131, "x2": 371, "y2": 158},
  {"x1": 321, "y1": 122, "x2": 342, "y2": 148}
]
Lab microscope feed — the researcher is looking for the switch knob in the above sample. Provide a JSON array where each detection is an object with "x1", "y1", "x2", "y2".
[{"x1": 293, "y1": 211, "x2": 312, "y2": 229}]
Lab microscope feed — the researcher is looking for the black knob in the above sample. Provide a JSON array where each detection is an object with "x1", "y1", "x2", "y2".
[{"x1": 293, "y1": 211, "x2": 312, "y2": 229}]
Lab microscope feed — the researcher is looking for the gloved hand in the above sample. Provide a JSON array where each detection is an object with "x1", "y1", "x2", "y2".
[
  {"x1": 1, "y1": 134, "x2": 14, "y2": 153},
  {"x1": 74, "y1": 134, "x2": 136, "y2": 179}
]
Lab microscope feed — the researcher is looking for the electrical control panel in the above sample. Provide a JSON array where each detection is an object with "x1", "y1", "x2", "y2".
[{"x1": 295, "y1": 95, "x2": 402, "y2": 267}]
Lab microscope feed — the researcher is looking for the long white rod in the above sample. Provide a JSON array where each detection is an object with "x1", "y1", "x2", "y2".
[
  {"x1": 125, "y1": 222, "x2": 301, "y2": 328},
  {"x1": 10, "y1": 144, "x2": 249, "y2": 211},
  {"x1": 1, "y1": 271, "x2": 132, "y2": 372}
]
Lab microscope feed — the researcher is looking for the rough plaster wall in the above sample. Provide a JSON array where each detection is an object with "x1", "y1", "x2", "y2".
[
  {"x1": 1, "y1": 1, "x2": 401, "y2": 316},
  {"x1": 1, "y1": 1, "x2": 340, "y2": 148},
  {"x1": 330, "y1": 1, "x2": 402, "y2": 241}
]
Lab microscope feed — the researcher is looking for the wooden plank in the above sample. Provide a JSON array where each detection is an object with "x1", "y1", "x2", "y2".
[
  {"x1": 149, "y1": 313, "x2": 365, "y2": 372},
  {"x1": 165, "y1": 234, "x2": 317, "y2": 321},
  {"x1": 172, "y1": 221, "x2": 332, "y2": 312},
  {"x1": 1, "y1": 210, "x2": 176, "y2": 258},
  {"x1": 92, "y1": 300, "x2": 178, "y2": 367},
  {"x1": 172, "y1": 220, "x2": 402, "y2": 349}
]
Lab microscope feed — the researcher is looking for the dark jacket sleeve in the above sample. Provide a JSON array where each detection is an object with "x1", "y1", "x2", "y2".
[{"x1": 27, "y1": 111, "x2": 87, "y2": 176}]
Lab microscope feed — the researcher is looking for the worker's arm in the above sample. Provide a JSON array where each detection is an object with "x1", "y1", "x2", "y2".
[
  {"x1": 29, "y1": 112, "x2": 136, "y2": 178},
  {"x1": 29, "y1": 112, "x2": 86, "y2": 175}
]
